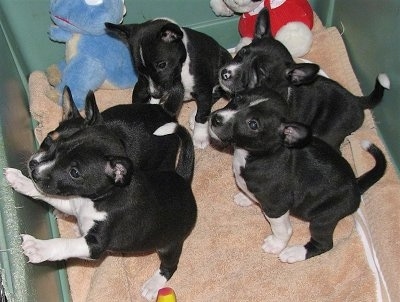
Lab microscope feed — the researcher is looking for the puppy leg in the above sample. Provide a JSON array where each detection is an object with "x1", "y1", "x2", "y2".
[
  {"x1": 21, "y1": 235, "x2": 90, "y2": 263},
  {"x1": 279, "y1": 218, "x2": 336, "y2": 263},
  {"x1": 262, "y1": 211, "x2": 292, "y2": 254},
  {"x1": 233, "y1": 192, "x2": 254, "y2": 207},
  {"x1": 191, "y1": 95, "x2": 213, "y2": 149},
  {"x1": 4, "y1": 168, "x2": 75, "y2": 215},
  {"x1": 141, "y1": 241, "x2": 183, "y2": 301}
]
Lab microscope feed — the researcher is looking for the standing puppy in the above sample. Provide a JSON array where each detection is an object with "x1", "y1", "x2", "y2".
[
  {"x1": 106, "y1": 19, "x2": 232, "y2": 149},
  {"x1": 209, "y1": 89, "x2": 386, "y2": 263},
  {"x1": 217, "y1": 8, "x2": 390, "y2": 149}
]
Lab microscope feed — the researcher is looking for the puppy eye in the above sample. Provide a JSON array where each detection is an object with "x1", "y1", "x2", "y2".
[
  {"x1": 69, "y1": 168, "x2": 81, "y2": 179},
  {"x1": 156, "y1": 61, "x2": 167, "y2": 69},
  {"x1": 248, "y1": 119, "x2": 259, "y2": 130}
]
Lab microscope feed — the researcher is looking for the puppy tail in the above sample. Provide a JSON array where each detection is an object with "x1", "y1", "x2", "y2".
[
  {"x1": 153, "y1": 123, "x2": 195, "y2": 183},
  {"x1": 360, "y1": 73, "x2": 390, "y2": 109},
  {"x1": 357, "y1": 140, "x2": 387, "y2": 195}
]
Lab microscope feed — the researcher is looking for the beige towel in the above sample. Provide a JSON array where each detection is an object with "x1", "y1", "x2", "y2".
[{"x1": 27, "y1": 13, "x2": 400, "y2": 302}]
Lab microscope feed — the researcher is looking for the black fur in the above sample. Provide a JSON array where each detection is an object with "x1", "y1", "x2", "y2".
[
  {"x1": 105, "y1": 19, "x2": 232, "y2": 148},
  {"x1": 209, "y1": 88, "x2": 386, "y2": 261},
  {"x1": 217, "y1": 8, "x2": 390, "y2": 149}
]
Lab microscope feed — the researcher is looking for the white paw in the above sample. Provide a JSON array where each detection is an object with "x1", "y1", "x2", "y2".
[
  {"x1": 141, "y1": 269, "x2": 167, "y2": 301},
  {"x1": 4, "y1": 168, "x2": 40, "y2": 198},
  {"x1": 278, "y1": 245, "x2": 307, "y2": 263},
  {"x1": 233, "y1": 192, "x2": 254, "y2": 207},
  {"x1": 21, "y1": 234, "x2": 50, "y2": 263},
  {"x1": 262, "y1": 235, "x2": 288, "y2": 255},
  {"x1": 192, "y1": 122, "x2": 210, "y2": 149}
]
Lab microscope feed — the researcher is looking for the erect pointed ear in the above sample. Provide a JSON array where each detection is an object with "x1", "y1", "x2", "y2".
[
  {"x1": 254, "y1": 8, "x2": 273, "y2": 40},
  {"x1": 105, "y1": 156, "x2": 133, "y2": 186},
  {"x1": 159, "y1": 23, "x2": 183, "y2": 43},
  {"x1": 61, "y1": 86, "x2": 82, "y2": 121},
  {"x1": 279, "y1": 122, "x2": 312, "y2": 148},
  {"x1": 285, "y1": 63, "x2": 320, "y2": 85},
  {"x1": 84, "y1": 91, "x2": 103, "y2": 126},
  {"x1": 105, "y1": 22, "x2": 135, "y2": 41}
]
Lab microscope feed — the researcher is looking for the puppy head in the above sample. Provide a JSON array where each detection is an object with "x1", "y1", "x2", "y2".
[
  {"x1": 209, "y1": 89, "x2": 312, "y2": 152},
  {"x1": 218, "y1": 8, "x2": 319, "y2": 94},
  {"x1": 106, "y1": 19, "x2": 187, "y2": 97},
  {"x1": 30, "y1": 124, "x2": 133, "y2": 198},
  {"x1": 209, "y1": 88, "x2": 287, "y2": 152}
]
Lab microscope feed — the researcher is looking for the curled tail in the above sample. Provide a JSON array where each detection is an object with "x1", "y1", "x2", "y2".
[
  {"x1": 153, "y1": 122, "x2": 195, "y2": 183},
  {"x1": 360, "y1": 73, "x2": 390, "y2": 109},
  {"x1": 357, "y1": 140, "x2": 387, "y2": 194}
]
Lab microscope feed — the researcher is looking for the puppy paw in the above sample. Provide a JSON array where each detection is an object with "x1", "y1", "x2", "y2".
[
  {"x1": 193, "y1": 122, "x2": 210, "y2": 149},
  {"x1": 141, "y1": 269, "x2": 167, "y2": 301},
  {"x1": 21, "y1": 234, "x2": 50, "y2": 263},
  {"x1": 233, "y1": 192, "x2": 254, "y2": 207},
  {"x1": 262, "y1": 235, "x2": 287, "y2": 255},
  {"x1": 4, "y1": 168, "x2": 41, "y2": 198},
  {"x1": 278, "y1": 245, "x2": 307, "y2": 263}
]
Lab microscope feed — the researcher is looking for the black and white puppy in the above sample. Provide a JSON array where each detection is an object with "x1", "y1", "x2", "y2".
[
  {"x1": 5, "y1": 92, "x2": 197, "y2": 301},
  {"x1": 39, "y1": 87, "x2": 190, "y2": 177},
  {"x1": 217, "y1": 8, "x2": 390, "y2": 149},
  {"x1": 105, "y1": 18, "x2": 232, "y2": 149},
  {"x1": 208, "y1": 89, "x2": 386, "y2": 263}
]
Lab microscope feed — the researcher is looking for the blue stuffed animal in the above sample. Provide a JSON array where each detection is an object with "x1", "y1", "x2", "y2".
[{"x1": 48, "y1": 0, "x2": 137, "y2": 108}]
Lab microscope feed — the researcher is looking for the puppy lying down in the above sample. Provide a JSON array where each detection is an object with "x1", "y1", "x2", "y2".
[{"x1": 5, "y1": 90, "x2": 197, "y2": 301}]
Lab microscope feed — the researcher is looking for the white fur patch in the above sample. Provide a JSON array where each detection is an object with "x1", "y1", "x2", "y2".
[
  {"x1": 181, "y1": 29, "x2": 195, "y2": 101},
  {"x1": 361, "y1": 140, "x2": 372, "y2": 151},
  {"x1": 249, "y1": 98, "x2": 269, "y2": 107},
  {"x1": 378, "y1": 73, "x2": 390, "y2": 89},
  {"x1": 279, "y1": 245, "x2": 307, "y2": 263},
  {"x1": 262, "y1": 211, "x2": 292, "y2": 255},
  {"x1": 141, "y1": 269, "x2": 167, "y2": 301},
  {"x1": 153, "y1": 122, "x2": 177, "y2": 136},
  {"x1": 21, "y1": 235, "x2": 90, "y2": 263},
  {"x1": 233, "y1": 192, "x2": 254, "y2": 207},
  {"x1": 193, "y1": 121, "x2": 210, "y2": 149},
  {"x1": 219, "y1": 63, "x2": 241, "y2": 92}
]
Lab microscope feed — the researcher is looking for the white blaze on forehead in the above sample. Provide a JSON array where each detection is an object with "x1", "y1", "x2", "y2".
[
  {"x1": 216, "y1": 109, "x2": 237, "y2": 123},
  {"x1": 249, "y1": 98, "x2": 269, "y2": 107},
  {"x1": 37, "y1": 160, "x2": 56, "y2": 175}
]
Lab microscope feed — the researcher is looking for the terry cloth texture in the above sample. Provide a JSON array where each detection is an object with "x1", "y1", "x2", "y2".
[{"x1": 28, "y1": 13, "x2": 400, "y2": 302}]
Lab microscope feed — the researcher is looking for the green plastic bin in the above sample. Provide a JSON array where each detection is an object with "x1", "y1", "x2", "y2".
[{"x1": 0, "y1": 0, "x2": 398, "y2": 300}]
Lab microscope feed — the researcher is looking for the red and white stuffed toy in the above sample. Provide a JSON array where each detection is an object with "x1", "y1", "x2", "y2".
[{"x1": 210, "y1": 0, "x2": 314, "y2": 57}]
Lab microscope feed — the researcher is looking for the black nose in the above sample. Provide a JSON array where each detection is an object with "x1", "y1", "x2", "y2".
[
  {"x1": 28, "y1": 159, "x2": 39, "y2": 171},
  {"x1": 220, "y1": 68, "x2": 232, "y2": 81},
  {"x1": 211, "y1": 114, "x2": 224, "y2": 127}
]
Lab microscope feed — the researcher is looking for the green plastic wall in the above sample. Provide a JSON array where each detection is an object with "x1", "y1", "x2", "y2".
[{"x1": 0, "y1": 0, "x2": 398, "y2": 301}]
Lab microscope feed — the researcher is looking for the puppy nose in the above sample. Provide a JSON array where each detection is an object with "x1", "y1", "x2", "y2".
[
  {"x1": 28, "y1": 159, "x2": 39, "y2": 171},
  {"x1": 220, "y1": 68, "x2": 231, "y2": 80},
  {"x1": 211, "y1": 114, "x2": 224, "y2": 127}
]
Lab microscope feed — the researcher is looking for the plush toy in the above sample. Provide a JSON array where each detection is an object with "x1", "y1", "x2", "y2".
[
  {"x1": 210, "y1": 0, "x2": 314, "y2": 57},
  {"x1": 47, "y1": 0, "x2": 137, "y2": 109}
]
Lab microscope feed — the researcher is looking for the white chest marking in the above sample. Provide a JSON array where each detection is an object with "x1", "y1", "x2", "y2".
[
  {"x1": 233, "y1": 148, "x2": 258, "y2": 203},
  {"x1": 181, "y1": 29, "x2": 195, "y2": 101},
  {"x1": 71, "y1": 197, "x2": 108, "y2": 235}
]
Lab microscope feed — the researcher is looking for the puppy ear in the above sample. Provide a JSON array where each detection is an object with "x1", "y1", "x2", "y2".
[
  {"x1": 254, "y1": 8, "x2": 273, "y2": 39},
  {"x1": 84, "y1": 91, "x2": 104, "y2": 126},
  {"x1": 285, "y1": 63, "x2": 320, "y2": 85},
  {"x1": 160, "y1": 23, "x2": 184, "y2": 43},
  {"x1": 105, "y1": 23, "x2": 134, "y2": 40},
  {"x1": 105, "y1": 156, "x2": 133, "y2": 186},
  {"x1": 61, "y1": 86, "x2": 82, "y2": 121},
  {"x1": 279, "y1": 122, "x2": 312, "y2": 148}
]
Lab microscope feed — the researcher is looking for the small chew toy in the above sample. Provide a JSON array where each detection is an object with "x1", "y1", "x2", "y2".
[{"x1": 156, "y1": 287, "x2": 177, "y2": 302}]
